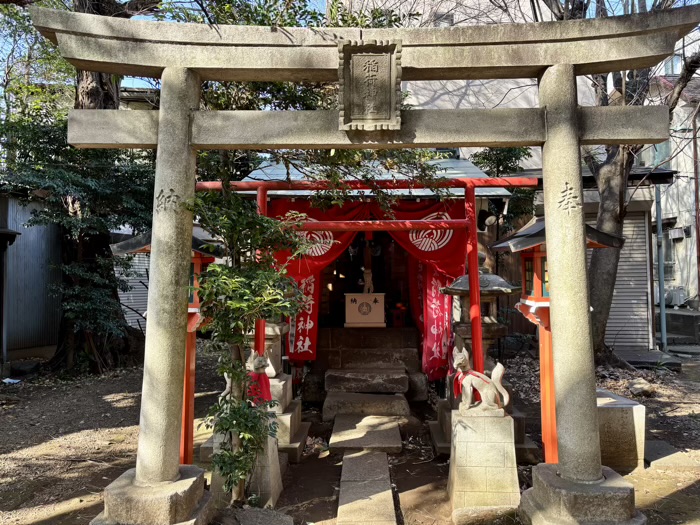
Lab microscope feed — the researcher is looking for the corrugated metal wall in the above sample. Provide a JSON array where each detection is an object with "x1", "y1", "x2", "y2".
[
  {"x1": 587, "y1": 211, "x2": 653, "y2": 350},
  {"x1": 116, "y1": 253, "x2": 150, "y2": 333},
  {"x1": 4, "y1": 198, "x2": 62, "y2": 351}
]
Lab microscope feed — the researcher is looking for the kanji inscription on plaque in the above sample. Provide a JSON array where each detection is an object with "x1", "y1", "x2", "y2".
[{"x1": 339, "y1": 40, "x2": 402, "y2": 131}]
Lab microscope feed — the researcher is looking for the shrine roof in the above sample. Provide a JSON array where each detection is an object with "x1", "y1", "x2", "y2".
[
  {"x1": 490, "y1": 216, "x2": 625, "y2": 253},
  {"x1": 240, "y1": 158, "x2": 511, "y2": 198}
]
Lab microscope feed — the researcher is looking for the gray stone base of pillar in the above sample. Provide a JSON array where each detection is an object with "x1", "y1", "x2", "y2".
[
  {"x1": 519, "y1": 464, "x2": 646, "y2": 525},
  {"x1": 90, "y1": 465, "x2": 215, "y2": 525},
  {"x1": 249, "y1": 436, "x2": 283, "y2": 508}
]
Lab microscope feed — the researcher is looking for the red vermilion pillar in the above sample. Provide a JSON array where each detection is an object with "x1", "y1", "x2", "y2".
[
  {"x1": 254, "y1": 188, "x2": 268, "y2": 355},
  {"x1": 465, "y1": 185, "x2": 484, "y2": 373}
]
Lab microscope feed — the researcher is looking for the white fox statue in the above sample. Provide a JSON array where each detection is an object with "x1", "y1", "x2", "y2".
[{"x1": 452, "y1": 345, "x2": 509, "y2": 415}]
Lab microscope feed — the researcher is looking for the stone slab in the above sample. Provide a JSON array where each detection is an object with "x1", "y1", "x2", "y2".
[
  {"x1": 232, "y1": 507, "x2": 294, "y2": 525},
  {"x1": 452, "y1": 506, "x2": 517, "y2": 525},
  {"x1": 94, "y1": 466, "x2": 209, "y2": 525},
  {"x1": 645, "y1": 438, "x2": 700, "y2": 471},
  {"x1": 279, "y1": 421, "x2": 311, "y2": 463},
  {"x1": 341, "y1": 451, "x2": 391, "y2": 482},
  {"x1": 519, "y1": 464, "x2": 643, "y2": 525},
  {"x1": 325, "y1": 368, "x2": 409, "y2": 393},
  {"x1": 337, "y1": 480, "x2": 396, "y2": 524},
  {"x1": 614, "y1": 348, "x2": 682, "y2": 371},
  {"x1": 322, "y1": 392, "x2": 410, "y2": 421},
  {"x1": 330, "y1": 415, "x2": 402, "y2": 453}
]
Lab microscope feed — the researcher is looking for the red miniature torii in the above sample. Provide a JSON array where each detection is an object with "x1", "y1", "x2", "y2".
[{"x1": 180, "y1": 176, "x2": 537, "y2": 464}]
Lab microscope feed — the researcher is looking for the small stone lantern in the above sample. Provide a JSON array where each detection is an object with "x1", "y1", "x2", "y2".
[{"x1": 441, "y1": 259, "x2": 521, "y2": 358}]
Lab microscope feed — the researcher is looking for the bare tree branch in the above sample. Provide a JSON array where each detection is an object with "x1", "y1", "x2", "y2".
[{"x1": 667, "y1": 50, "x2": 700, "y2": 118}]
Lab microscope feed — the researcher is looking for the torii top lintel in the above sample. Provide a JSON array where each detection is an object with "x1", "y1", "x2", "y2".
[{"x1": 30, "y1": 6, "x2": 700, "y2": 83}]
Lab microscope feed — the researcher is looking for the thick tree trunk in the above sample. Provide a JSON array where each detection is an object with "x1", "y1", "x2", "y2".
[{"x1": 588, "y1": 147, "x2": 634, "y2": 361}]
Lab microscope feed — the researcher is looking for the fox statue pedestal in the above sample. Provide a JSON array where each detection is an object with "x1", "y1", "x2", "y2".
[
  {"x1": 448, "y1": 346, "x2": 519, "y2": 524},
  {"x1": 448, "y1": 412, "x2": 520, "y2": 522}
]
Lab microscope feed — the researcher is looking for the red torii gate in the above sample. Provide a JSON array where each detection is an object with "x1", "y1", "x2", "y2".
[{"x1": 180, "y1": 175, "x2": 537, "y2": 463}]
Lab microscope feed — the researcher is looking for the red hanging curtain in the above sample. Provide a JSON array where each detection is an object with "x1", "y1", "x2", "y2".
[
  {"x1": 268, "y1": 200, "x2": 369, "y2": 362},
  {"x1": 376, "y1": 200, "x2": 467, "y2": 380}
]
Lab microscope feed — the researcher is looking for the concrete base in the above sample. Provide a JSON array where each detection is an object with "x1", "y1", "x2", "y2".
[
  {"x1": 90, "y1": 466, "x2": 215, "y2": 525},
  {"x1": 519, "y1": 464, "x2": 646, "y2": 525}
]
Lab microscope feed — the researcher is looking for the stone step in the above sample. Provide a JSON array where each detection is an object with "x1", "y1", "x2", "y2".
[
  {"x1": 325, "y1": 368, "x2": 409, "y2": 393},
  {"x1": 340, "y1": 347, "x2": 421, "y2": 372},
  {"x1": 645, "y1": 437, "x2": 700, "y2": 471},
  {"x1": 279, "y1": 421, "x2": 311, "y2": 463},
  {"x1": 330, "y1": 415, "x2": 402, "y2": 453},
  {"x1": 337, "y1": 451, "x2": 397, "y2": 525},
  {"x1": 277, "y1": 399, "x2": 301, "y2": 444},
  {"x1": 318, "y1": 327, "x2": 419, "y2": 350},
  {"x1": 658, "y1": 332, "x2": 697, "y2": 345},
  {"x1": 666, "y1": 344, "x2": 700, "y2": 356},
  {"x1": 322, "y1": 392, "x2": 411, "y2": 421}
]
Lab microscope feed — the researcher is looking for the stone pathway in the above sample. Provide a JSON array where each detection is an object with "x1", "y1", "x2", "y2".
[
  {"x1": 329, "y1": 415, "x2": 402, "y2": 453},
  {"x1": 337, "y1": 450, "x2": 397, "y2": 525}
]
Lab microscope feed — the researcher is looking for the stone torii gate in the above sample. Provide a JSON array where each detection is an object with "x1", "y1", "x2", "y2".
[{"x1": 30, "y1": 6, "x2": 700, "y2": 525}]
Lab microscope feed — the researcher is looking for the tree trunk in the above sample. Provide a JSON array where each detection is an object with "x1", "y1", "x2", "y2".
[{"x1": 588, "y1": 147, "x2": 634, "y2": 362}]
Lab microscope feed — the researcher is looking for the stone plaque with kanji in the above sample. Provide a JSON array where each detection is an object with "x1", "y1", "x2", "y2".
[{"x1": 339, "y1": 40, "x2": 401, "y2": 131}]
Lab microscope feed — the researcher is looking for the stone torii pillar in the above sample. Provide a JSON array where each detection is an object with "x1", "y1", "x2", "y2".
[
  {"x1": 92, "y1": 67, "x2": 214, "y2": 525},
  {"x1": 519, "y1": 64, "x2": 644, "y2": 525}
]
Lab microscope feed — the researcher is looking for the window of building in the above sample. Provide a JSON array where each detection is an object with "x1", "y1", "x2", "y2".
[
  {"x1": 432, "y1": 12, "x2": 454, "y2": 27},
  {"x1": 664, "y1": 54, "x2": 683, "y2": 76},
  {"x1": 654, "y1": 230, "x2": 675, "y2": 281},
  {"x1": 652, "y1": 140, "x2": 671, "y2": 169}
]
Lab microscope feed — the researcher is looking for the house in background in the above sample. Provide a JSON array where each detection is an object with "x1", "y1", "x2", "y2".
[{"x1": 530, "y1": 167, "x2": 675, "y2": 353}]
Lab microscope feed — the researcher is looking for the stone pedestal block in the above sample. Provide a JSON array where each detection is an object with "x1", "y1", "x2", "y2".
[
  {"x1": 277, "y1": 399, "x2": 301, "y2": 443},
  {"x1": 519, "y1": 464, "x2": 646, "y2": 525},
  {"x1": 249, "y1": 436, "x2": 283, "y2": 508},
  {"x1": 448, "y1": 412, "x2": 520, "y2": 513},
  {"x1": 90, "y1": 465, "x2": 215, "y2": 525},
  {"x1": 264, "y1": 323, "x2": 289, "y2": 378},
  {"x1": 270, "y1": 373, "x2": 292, "y2": 414},
  {"x1": 597, "y1": 389, "x2": 645, "y2": 472}
]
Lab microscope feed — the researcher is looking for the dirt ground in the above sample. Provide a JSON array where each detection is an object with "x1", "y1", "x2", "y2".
[{"x1": 1, "y1": 346, "x2": 699, "y2": 525}]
